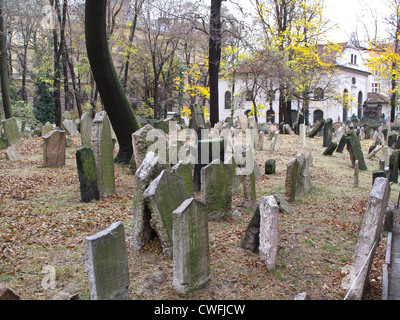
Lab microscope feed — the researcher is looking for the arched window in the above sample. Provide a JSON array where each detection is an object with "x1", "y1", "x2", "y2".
[
  {"x1": 314, "y1": 88, "x2": 324, "y2": 101},
  {"x1": 224, "y1": 91, "x2": 232, "y2": 110},
  {"x1": 351, "y1": 54, "x2": 354, "y2": 64},
  {"x1": 313, "y1": 110, "x2": 324, "y2": 124}
]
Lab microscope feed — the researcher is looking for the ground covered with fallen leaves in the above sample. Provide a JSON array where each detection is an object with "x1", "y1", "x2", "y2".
[{"x1": 0, "y1": 131, "x2": 396, "y2": 300}]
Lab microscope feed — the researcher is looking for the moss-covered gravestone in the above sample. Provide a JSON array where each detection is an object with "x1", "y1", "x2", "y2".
[
  {"x1": 372, "y1": 170, "x2": 386, "y2": 185},
  {"x1": 265, "y1": 159, "x2": 276, "y2": 174},
  {"x1": 143, "y1": 170, "x2": 191, "y2": 257},
  {"x1": 172, "y1": 161, "x2": 194, "y2": 195},
  {"x1": 172, "y1": 198, "x2": 210, "y2": 293},
  {"x1": 91, "y1": 111, "x2": 115, "y2": 198},
  {"x1": 345, "y1": 131, "x2": 367, "y2": 171},
  {"x1": 308, "y1": 119, "x2": 325, "y2": 138},
  {"x1": 132, "y1": 124, "x2": 154, "y2": 169},
  {"x1": 285, "y1": 157, "x2": 298, "y2": 203},
  {"x1": 85, "y1": 221, "x2": 130, "y2": 300},
  {"x1": 41, "y1": 122, "x2": 54, "y2": 136},
  {"x1": 2, "y1": 118, "x2": 21, "y2": 145},
  {"x1": 76, "y1": 147, "x2": 100, "y2": 203},
  {"x1": 323, "y1": 118, "x2": 333, "y2": 147},
  {"x1": 389, "y1": 151, "x2": 399, "y2": 183},
  {"x1": 189, "y1": 104, "x2": 206, "y2": 132},
  {"x1": 241, "y1": 207, "x2": 260, "y2": 253},
  {"x1": 323, "y1": 142, "x2": 338, "y2": 156},
  {"x1": 201, "y1": 159, "x2": 233, "y2": 220},
  {"x1": 0, "y1": 137, "x2": 9, "y2": 150}
]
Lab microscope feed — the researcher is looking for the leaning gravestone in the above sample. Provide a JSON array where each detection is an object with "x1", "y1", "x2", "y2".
[
  {"x1": 131, "y1": 152, "x2": 166, "y2": 251},
  {"x1": 241, "y1": 207, "x2": 260, "y2": 253},
  {"x1": 323, "y1": 142, "x2": 338, "y2": 156},
  {"x1": 285, "y1": 157, "x2": 298, "y2": 203},
  {"x1": 85, "y1": 221, "x2": 130, "y2": 300},
  {"x1": 346, "y1": 177, "x2": 390, "y2": 300},
  {"x1": 62, "y1": 119, "x2": 80, "y2": 136},
  {"x1": 2, "y1": 118, "x2": 21, "y2": 145},
  {"x1": 132, "y1": 124, "x2": 154, "y2": 169},
  {"x1": 42, "y1": 122, "x2": 54, "y2": 136},
  {"x1": 389, "y1": 150, "x2": 399, "y2": 183},
  {"x1": 172, "y1": 161, "x2": 194, "y2": 195},
  {"x1": 42, "y1": 130, "x2": 66, "y2": 168},
  {"x1": 238, "y1": 170, "x2": 257, "y2": 211},
  {"x1": 201, "y1": 159, "x2": 233, "y2": 220},
  {"x1": 295, "y1": 153, "x2": 312, "y2": 197},
  {"x1": 80, "y1": 113, "x2": 93, "y2": 148},
  {"x1": 172, "y1": 198, "x2": 210, "y2": 293},
  {"x1": 308, "y1": 119, "x2": 325, "y2": 138},
  {"x1": 259, "y1": 195, "x2": 279, "y2": 271},
  {"x1": 92, "y1": 111, "x2": 115, "y2": 198},
  {"x1": 346, "y1": 130, "x2": 367, "y2": 171},
  {"x1": 76, "y1": 147, "x2": 100, "y2": 203},
  {"x1": 143, "y1": 170, "x2": 191, "y2": 257},
  {"x1": 5, "y1": 147, "x2": 21, "y2": 161},
  {"x1": 237, "y1": 114, "x2": 248, "y2": 131}
]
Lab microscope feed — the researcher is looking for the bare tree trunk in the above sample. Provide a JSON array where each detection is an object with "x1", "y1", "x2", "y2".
[
  {"x1": 85, "y1": 0, "x2": 141, "y2": 164},
  {"x1": 0, "y1": 0, "x2": 11, "y2": 119}
]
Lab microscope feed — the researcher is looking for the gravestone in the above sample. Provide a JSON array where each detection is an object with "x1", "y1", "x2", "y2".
[
  {"x1": 259, "y1": 196, "x2": 279, "y2": 271},
  {"x1": 42, "y1": 130, "x2": 66, "y2": 168},
  {"x1": 308, "y1": 119, "x2": 325, "y2": 138},
  {"x1": 269, "y1": 131, "x2": 279, "y2": 152},
  {"x1": 237, "y1": 114, "x2": 248, "y2": 131},
  {"x1": 295, "y1": 153, "x2": 312, "y2": 196},
  {"x1": 241, "y1": 207, "x2": 260, "y2": 253},
  {"x1": 62, "y1": 119, "x2": 80, "y2": 136},
  {"x1": 323, "y1": 142, "x2": 338, "y2": 156},
  {"x1": 132, "y1": 124, "x2": 155, "y2": 169},
  {"x1": 42, "y1": 122, "x2": 54, "y2": 136},
  {"x1": 347, "y1": 177, "x2": 390, "y2": 300},
  {"x1": 300, "y1": 124, "x2": 306, "y2": 148},
  {"x1": 367, "y1": 145, "x2": 382, "y2": 159},
  {"x1": 389, "y1": 150, "x2": 399, "y2": 183},
  {"x1": 336, "y1": 134, "x2": 347, "y2": 153},
  {"x1": 2, "y1": 118, "x2": 21, "y2": 145},
  {"x1": 323, "y1": 118, "x2": 333, "y2": 147},
  {"x1": 92, "y1": 112, "x2": 115, "y2": 198},
  {"x1": 346, "y1": 131, "x2": 367, "y2": 171},
  {"x1": 131, "y1": 152, "x2": 166, "y2": 251},
  {"x1": 189, "y1": 104, "x2": 206, "y2": 132},
  {"x1": 80, "y1": 113, "x2": 93, "y2": 148},
  {"x1": 76, "y1": 147, "x2": 100, "y2": 203},
  {"x1": 0, "y1": 137, "x2": 9, "y2": 150},
  {"x1": 5, "y1": 147, "x2": 21, "y2": 161},
  {"x1": 172, "y1": 198, "x2": 210, "y2": 293},
  {"x1": 354, "y1": 160, "x2": 359, "y2": 188},
  {"x1": 256, "y1": 131, "x2": 265, "y2": 151},
  {"x1": 238, "y1": 171, "x2": 257, "y2": 211},
  {"x1": 265, "y1": 159, "x2": 276, "y2": 175},
  {"x1": 143, "y1": 170, "x2": 191, "y2": 257},
  {"x1": 285, "y1": 157, "x2": 298, "y2": 203},
  {"x1": 372, "y1": 170, "x2": 386, "y2": 185},
  {"x1": 172, "y1": 161, "x2": 194, "y2": 195},
  {"x1": 85, "y1": 222, "x2": 130, "y2": 300},
  {"x1": 201, "y1": 160, "x2": 233, "y2": 220}
]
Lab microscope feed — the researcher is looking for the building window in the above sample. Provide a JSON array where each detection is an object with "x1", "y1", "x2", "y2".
[
  {"x1": 314, "y1": 88, "x2": 324, "y2": 101},
  {"x1": 372, "y1": 83, "x2": 380, "y2": 93},
  {"x1": 224, "y1": 91, "x2": 232, "y2": 110},
  {"x1": 352, "y1": 77, "x2": 356, "y2": 85}
]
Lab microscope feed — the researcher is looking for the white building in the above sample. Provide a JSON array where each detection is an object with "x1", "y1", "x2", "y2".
[{"x1": 218, "y1": 42, "x2": 393, "y2": 125}]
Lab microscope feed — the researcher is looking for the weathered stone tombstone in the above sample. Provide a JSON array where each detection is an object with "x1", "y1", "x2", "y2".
[
  {"x1": 42, "y1": 122, "x2": 54, "y2": 136},
  {"x1": 189, "y1": 104, "x2": 206, "y2": 132},
  {"x1": 238, "y1": 171, "x2": 257, "y2": 211},
  {"x1": 85, "y1": 221, "x2": 130, "y2": 300},
  {"x1": 172, "y1": 161, "x2": 194, "y2": 195},
  {"x1": 62, "y1": 119, "x2": 80, "y2": 136},
  {"x1": 336, "y1": 134, "x2": 347, "y2": 153},
  {"x1": 237, "y1": 114, "x2": 248, "y2": 131},
  {"x1": 172, "y1": 198, "x2": 210, "y2": 293},
  {"x1": 389, "y1": 150, "x2": 399, "y2": 183},
  {"x1": 285, "y1": 157, "x2": 298, "y2": 203},
  {"x1": 295, "y1": 152, "x2": 312, "y2": 197},
  {"x1": 132, "y1": 124, "x2": 155, "y2": 169},
  {"x1": 323, "y1": 118, "x2": 333, "y2": 147},
  {"x1": 2, "y1": 118, "x2": 21, "y2": 145},
  {"x1": 201, "y1": 159, "x2": 233, "y2": 220},
  {"x1": 131, "y1": 152, "x2": 166, "y2": 251},
  {"x1": 265, "y1": 159, "x2": 276, "y2": 175},
  {"x1": 323, "y1": 142, "x2": 338, "y2": 156},
  {"x1": 241, "y1": 207, "x2": 260, "y2": 253},
  {"x1": 256, "y1": 131, "x2": 265, "y2": 151},
  {"x1": 346, "y1": 177, "x2": 390, "y2": 300},
  {"x1": 367, "y1": 145, "x2": 382, "y2": 159},
  {"x1": 300, "y1": 124, "x2": 306, "y2": 148},
  {"x1": 91, "y1": 111, "x2": 115, "y2": 198},
  {"x1": 346, "y1": 131, "x2": 367, "y2": 171},
  {"x1": 308, "y1": 119, "x2": 325, "y2": 138},
  {"x1": 42, "y1": 130, "x2": 66, "y2": 168},
  {"x1": 269, "y1": 131, "x2": 279, "y2": 152},
  {"x1": 354, "y1": 160, "x2": 359, "y2": 188},
  {"x1": 259, "y1": 195, "x2": 279, "y2": 271},
  {"x1": 5, "y1": 147, "x2": 21, "y2": 161},
  {"x1": 80, "y1": 113, "x2": 93, "y2": 148},
  {"x1": 143, "y1": 170, "x2": 191, "y2": 257},
  {"x1": 76, "y1": 147, "x2": 100, "y2": 203}
]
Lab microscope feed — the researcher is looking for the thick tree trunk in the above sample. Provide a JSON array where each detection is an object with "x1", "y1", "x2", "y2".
[
  {"x1": 209, "y1": 0, "x2": 222, "y2": 126},
  {"x1": 85, "y1": 0, "x2": 141, "y2": 164},
  {"x1": 0, "y1": 0, "x2": 11, "y2": 119}
]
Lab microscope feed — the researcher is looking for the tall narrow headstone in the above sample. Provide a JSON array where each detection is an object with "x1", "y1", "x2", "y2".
[
  {"x1": 80, "y1": 113, "x2": 93, "y2": 148},
  {"x1": 308, "y1": 119, "x2": 325, "y2": 138},
  {"x1": 201, "y1": 160, "x2": 233, "y2": 220},
  {"x1": 42, "y1": 130, "x2": 66, "y2": 168},
  {"x1": 347, "y1": 178, "x2": 390, "y2": 300},
  {"x1": 143, "y1": 170, "x2": 191, "y2": 257},
  {"x1": 346, "y1": 131, "x2": 367, "y2": 171},
  {"x1": 238, "y1": 171, "x2": 257, "y2": 211},
  {"x1": 85, "y1": 222, "x2": 130, "y2": 300},
  {"x1": 92, "y1": 111, "x2": 115, "y2": 198},
  {"x1": 285, "y1": 157, "x2": 298, "y2": 203},
  {"x1": 76, "y1": 147, "x2": 100, "y2": 203},
  {"x1": 389, "y1": 150, "x2": 399, "y2": 183},
  {"x1": 172, "y1": 198, "x2": 210, "y2": 293},
  {"x1": 2, "y1": 118, "x2": 21, "y2": 145},
  {"x1": 300, "y1": 124, "x2": 306, "y2": 148},
  {"x1": 323, "y1": 118, "x2": 333, "y2": 147},
  {"x1": 132, "y1": 124, "x2": 155, "y2": 169},
  {"x1": 259, "y1": 196, "x2": 279, "y2": 271},
  {"x1": 354, "y1": 160, "x2": 359, "y2": 188}
]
